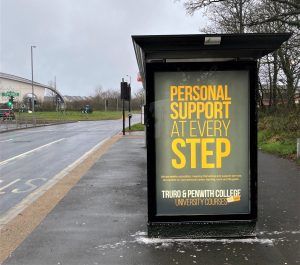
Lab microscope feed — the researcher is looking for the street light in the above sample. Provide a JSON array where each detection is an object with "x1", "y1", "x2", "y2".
[
  {"x1": 31, "y1": 45, "x2": 36, "y2": 112},
  {"x1": 126, "y1": 75, "x2": 131, "y2": 130},
  {"x1": 126, "y1": 74, "x2": 131, "y2": 86}
]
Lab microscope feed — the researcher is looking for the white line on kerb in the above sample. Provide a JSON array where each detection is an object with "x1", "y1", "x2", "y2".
[
  {"x1": 0, "y1": 138, "x2": 65, "y2": 167},
  {"x1": 0, "y1": 139, "x2": 13, "y2": 143},
  {"x1": 0, "y1": 137, "x2": 109, "y2": 228}
]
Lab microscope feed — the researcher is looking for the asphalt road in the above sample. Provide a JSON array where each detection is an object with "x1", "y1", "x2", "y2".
[{"x1": 0, "y1": 115, "x2": 140, "y2": 219}]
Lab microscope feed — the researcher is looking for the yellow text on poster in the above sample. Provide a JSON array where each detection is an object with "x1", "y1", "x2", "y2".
[{"x1": 169, "y1": 85, "x2": 232, "y2": 169}]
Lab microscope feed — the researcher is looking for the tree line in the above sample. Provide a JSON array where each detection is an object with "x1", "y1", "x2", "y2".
[{"x1": 40, "y1": 87, "x2": 145, "y2": 112}]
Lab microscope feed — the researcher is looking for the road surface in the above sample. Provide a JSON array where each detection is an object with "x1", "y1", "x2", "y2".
[{"x1": 0, "y1": 115, "x2": 140, "y2": 220}]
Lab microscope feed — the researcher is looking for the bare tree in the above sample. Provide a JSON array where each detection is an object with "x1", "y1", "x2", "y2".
[
  {"x1": 184, "y1": 0, "x2": 254, "y2": 33},
  {"x1": 184, "y1": 0, "x2": 300, "y2": 29},
  {"x1": 131, "y1": 88, "x2": 145, "y2": 110},
  {"x1": 182, "y1": 0, "x2": 300, "y2": 109},
  {"x1": 91, "y1": 87, "x2": 122, "y2": 111},
  {"x1": 93, "y1": 86, "x2": 103, "y2": 110},
  {"x1": 247, "y1": 0, "x2": 300, "y2": 28},
  {"x1": 250, "y1": 0, "x2": 300, "y2": 108}
]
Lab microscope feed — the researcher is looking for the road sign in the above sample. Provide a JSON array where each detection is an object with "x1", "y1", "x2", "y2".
[{"x1": 1, "y1": 91, "x2": 20, "y2": 97}]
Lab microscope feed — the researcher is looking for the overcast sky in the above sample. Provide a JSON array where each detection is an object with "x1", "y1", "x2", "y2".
[{"x1": 0, "y1": 0, "x2": 206, "y2": 96}]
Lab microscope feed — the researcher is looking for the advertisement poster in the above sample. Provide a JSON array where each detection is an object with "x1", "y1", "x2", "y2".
[{"x1": 154, "y1": 70, "x2": 250, "y2": 216}]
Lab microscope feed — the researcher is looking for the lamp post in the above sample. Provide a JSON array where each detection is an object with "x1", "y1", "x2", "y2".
[
  {"x1": 31, "y1": 45, "x2": 36, "y2": 112},
  {"x1": 126, "y1": 75, "x2": 131, "y2": 130}
]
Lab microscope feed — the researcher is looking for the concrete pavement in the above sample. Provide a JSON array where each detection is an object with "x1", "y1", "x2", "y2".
[{"x1": 2, "y1": 132, "x2": 300, "y2": 265}]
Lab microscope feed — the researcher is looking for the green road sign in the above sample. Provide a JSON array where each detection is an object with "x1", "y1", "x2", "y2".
[{"x1": 1, "y1": 91, "x2": 20, "y2": 97}]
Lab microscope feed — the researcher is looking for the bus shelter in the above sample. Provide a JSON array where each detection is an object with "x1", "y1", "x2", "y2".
[{"x1": 132, "y1": 33, "x2": 290, "y2": 236}]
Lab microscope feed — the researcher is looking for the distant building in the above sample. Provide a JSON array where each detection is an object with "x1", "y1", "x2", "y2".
[
  {"x1": 44, "y1": 96, "x2": 93, "y2": 103},
  {"x1": 0, "y1": 72, "x2": 65, "y2": 109},
  {"x1": 62, "y1": 95, "x2": 93, "y2": 102}
]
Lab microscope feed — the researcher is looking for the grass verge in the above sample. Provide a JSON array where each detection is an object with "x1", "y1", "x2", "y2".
[
  {"x1": 16, "y1": 111, "x2": 123, "y2": 122},
  {"x1": 125, "y1": 123, "x2": 144, "y2": 132},
  {"x1": 258, "y1": 110, "x2": 300, "y2": 164}
]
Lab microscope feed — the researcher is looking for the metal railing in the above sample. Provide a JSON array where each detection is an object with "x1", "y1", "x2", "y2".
[{"x1": 0, "y1": 114, "x2": 68, "y2": 132}]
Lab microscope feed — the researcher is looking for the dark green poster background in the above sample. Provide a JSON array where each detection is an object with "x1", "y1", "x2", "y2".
[{"x1": 154, "y1": 70, "x2": 250, "y2": 216}]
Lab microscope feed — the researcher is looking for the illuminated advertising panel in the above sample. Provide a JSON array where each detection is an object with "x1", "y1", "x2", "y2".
[{"x1": 151, "y1": 66, "x2": 254, "y2": 218}]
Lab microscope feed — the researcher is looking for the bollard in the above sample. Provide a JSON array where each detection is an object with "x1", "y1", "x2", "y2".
[{"x1": 297, "y1": 138, "x2": 300, "y2": 158}]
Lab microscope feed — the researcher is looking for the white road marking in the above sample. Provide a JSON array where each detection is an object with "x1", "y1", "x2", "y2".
[
  {"x1": 11, "y1": 178, "x2": 47, "y2": 193},
  {"x1": 0, "y1": 138, "x2": 65, "y2": 167},
  {"x1": 0, "y1": 179, "x2": 21, "y2": 195},
  {"x1": 0, "y1": 139, "x2": 13, "y2": 143},
  {"x1": 0, "y1": 137, "x2": 109, "y2": 227},
  {"x1": 0, "y1": 129, "x2": 58, "y2": 138}
]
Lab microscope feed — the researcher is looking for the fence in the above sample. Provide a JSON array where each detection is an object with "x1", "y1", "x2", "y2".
[{"x1": 0, "y1": 115, "x2": 68, "y2": 132}]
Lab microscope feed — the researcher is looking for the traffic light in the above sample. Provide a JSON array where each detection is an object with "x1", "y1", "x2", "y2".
[
  {"x1": 7, "y1": 96, "x2": 14, "y2": 109},
  {"x1": 121, "y1": 81, "x2": 130, "y2": 100}
]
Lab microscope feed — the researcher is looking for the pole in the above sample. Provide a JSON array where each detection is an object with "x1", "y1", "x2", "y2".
[
  {"x1": 140, "y1": 97, "x2": 143, "y2": 124},
  {"x1": 31, "y1": 46, "x2": 36, "y2": 112},
  {"x1": 129, "y1": 88, "x2": 131, "y2": 130},
  {"x1": 122, "y1": 99, "x2": 125, "y2": 135},
  {"x1": 122, "y1": 78, "x2": 125, "y2": 135},
  {"x1": 127, "y1": 75, "x2": 131, "y2": 130}
]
